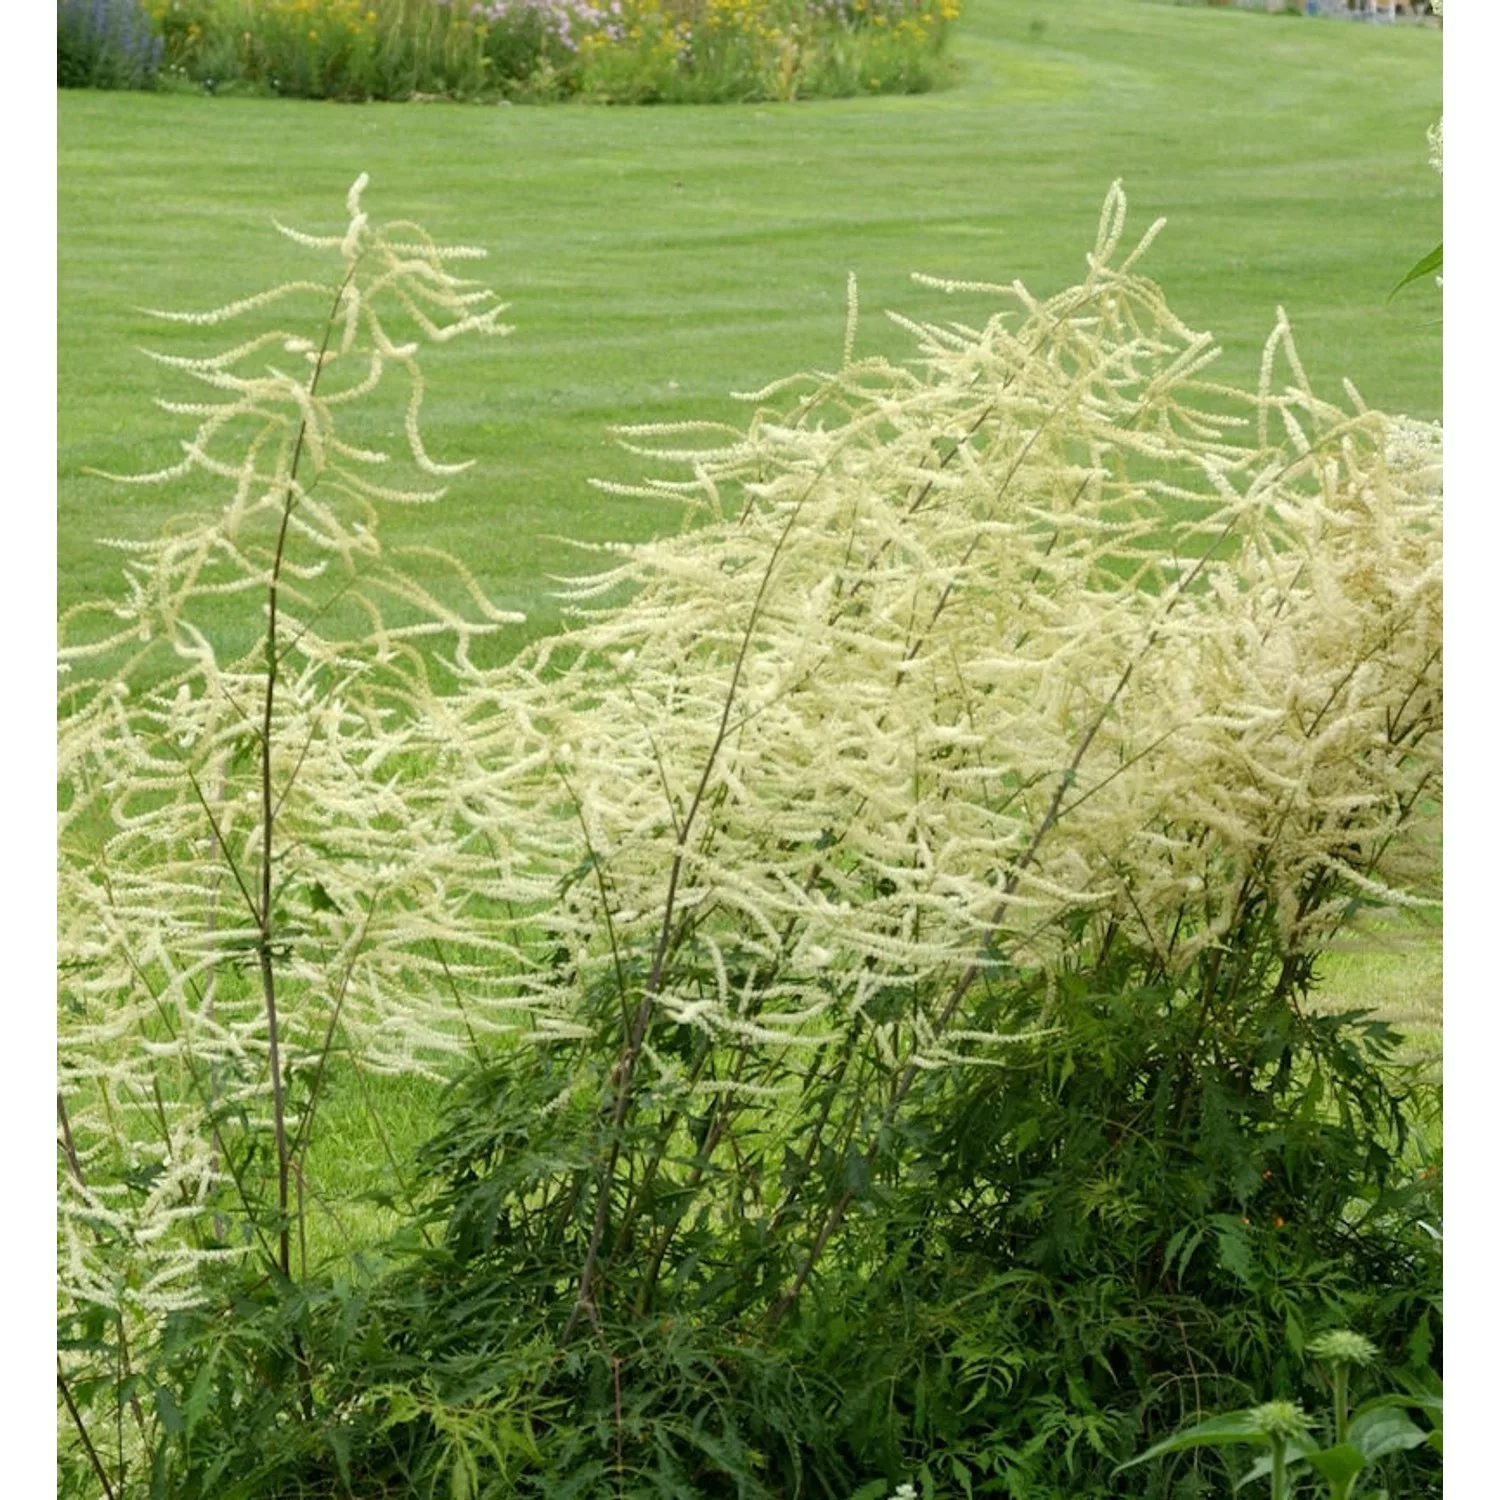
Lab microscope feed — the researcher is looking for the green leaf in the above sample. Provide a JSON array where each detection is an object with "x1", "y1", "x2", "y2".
[
  {"x1": 1115, "y1": 1410, "x2": 1269, "y2": 1472},
  {"x1": 1407, "y1": 1311, "x2": 1434, "y2": 1368},
  {"x1": 1347, "y1": 1405, "x2": 1428, "y2": 1461},
  {"x1": 184, "y1": 1352, "x2": 216, "y2": 1435},
  {"x1": 843, "y1": 1148, "x2": 871, "y2": 1198},
  {"x1": 154, "y1": 1382, "x2": 185, "y2": 1436},
  {"x1": 328, "y1": 1425, "x2": 354, "y2": 1491},
  {"x1": 449, "y1": 1448, "x2": 474, "y2": 1500},
  {"x1": 1164, "y1": 1222, "x2": 1204, "y2": 1280},
  {"x1": 1213, "y1": 1215, "x2": 1255, "y2": 1288},
  {"x1": 302, "y1": 880, "x2": 340, "y2": 913},
  {"x1": 1389, "y1": 242, "x2": 1442, "y2": 300},
  {"x1": 1163, "y1": 1222, "x2": 1189, "y2": 1268},
  {"x1": 1284, "y1": 1308, "x2": 1305, "y2": 1357},
  {"x1": 1235, "y1": 1434, "x2": 1321, "y2": 1490},
  {"x1": 1305, "y1": 1443, "x2": 1365, "y2": 1486},
  {"x1": 1358, "y1": 1388, "x2": 1443, "y2": 1420},
  {"x1": 950, "y1": 1454, "x2": 974, "y2": 1499}
]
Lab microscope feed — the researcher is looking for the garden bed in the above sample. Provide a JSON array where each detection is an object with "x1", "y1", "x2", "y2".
[{"x1": 60, "y1": 0, "x2": 962, "y2": 102}]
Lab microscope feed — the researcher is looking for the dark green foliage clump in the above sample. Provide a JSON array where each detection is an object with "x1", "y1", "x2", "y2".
[{"x1": 80, "y1": 955, "x2": 1439, "y2": 1500}]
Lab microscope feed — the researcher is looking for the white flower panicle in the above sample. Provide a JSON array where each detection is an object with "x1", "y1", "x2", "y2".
[
  {"x1": 58, "y1": 180, "x2": 527, "y2": 1324},
  {"x1": 436, "y1": 188, "x2": 1440, "y2": 1189}
]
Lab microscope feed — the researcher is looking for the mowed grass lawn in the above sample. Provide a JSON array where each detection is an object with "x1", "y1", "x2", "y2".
[
  {"x1": 59, "y1": 0, "x2": 1442, "y2": 632},
  {"x1": 57, "y1": 0, "x2": 1443, "y2": 1211}
]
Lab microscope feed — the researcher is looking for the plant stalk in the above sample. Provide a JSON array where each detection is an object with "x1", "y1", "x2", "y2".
[
  {"x1": 58, "y1": 1359, "x2": 118, "y2": 1500},
  {"x1": 256, "y1": 268, "x2": 356, "y2": 1282}
]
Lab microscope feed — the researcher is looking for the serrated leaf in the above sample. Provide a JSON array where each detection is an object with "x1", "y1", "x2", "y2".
[
  {"x1": 302, "y1": 880, "x2": 340, "y2": 913},
  {"x1": 1407, "y1": 1312, "x2": 1434, "y2": 1367},
  {"x1": 328, "y1": 1424, "x2": 354, "y2": 1490},
  {"x1": 843, "y1": 1148, "x2": 871, "y2": 1198},
  {"x1": 1213, "y1": 1217, "x2": 1255, "y2": 1288},
  {"x1": 1285, "y1": 1311, "x2": 1305, "y2": 1356},
  {"x1": 184, "y1": 1352, "x2": 216, "y2": 1434},
  {"x1": 1163, "y1": 1222, "x2": 1189, "y2": 1270}
]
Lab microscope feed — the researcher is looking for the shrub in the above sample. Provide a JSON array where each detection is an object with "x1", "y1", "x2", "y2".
[
  {"x1": 224, "y1": 0, "x2": 392, "y2": 98},
  {"x1": 57, "y1": 181, "x2": 1441, "y2": 1497},
  {"x1": 59, "y1": 0, "x2": 164, "y2": 89}
]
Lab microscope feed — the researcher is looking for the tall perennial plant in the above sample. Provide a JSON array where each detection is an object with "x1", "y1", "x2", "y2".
[
  {"x1": 417, "y1": 180, "x2": 1441, "y2": 1327},
  {"x1": 58, "y1": 181, "x2": 1441, "y2": 1498},
  {"x1": 58, "y1": 175, "x2": 518, "y2": 1376}
]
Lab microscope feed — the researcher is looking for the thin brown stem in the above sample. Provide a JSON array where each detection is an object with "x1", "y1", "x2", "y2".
[
  {"x1": 182, "y1": 763, "x2": 261, "y2": 926},
  {"x1": 257, "y1": 266, "x2": 358, "y2": 1283},
  {"x1": 58, "y1": 1359, "x2": 118, "y2": 1500},
  {"x1": 57, "y1": 1091, "x2": 84, "y2": 1185}
]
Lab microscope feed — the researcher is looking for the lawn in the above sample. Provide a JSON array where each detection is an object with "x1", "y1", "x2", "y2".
[{"x1": 57, "y1": 0, "x2": 1443, "y2": 1224}]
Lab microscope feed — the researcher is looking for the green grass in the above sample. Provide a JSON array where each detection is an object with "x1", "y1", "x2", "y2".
[
  {"x1": 58, "y1": 0, "x2": 1443, "y2": 1243},
  {"x1": 59, "y1": 0, "x2": 1442, "y2": 640},
  {"x1": 1314, "y1": 916, "x2": 1444, "y2": 1074}
]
